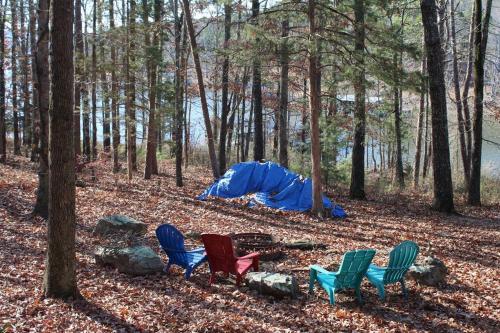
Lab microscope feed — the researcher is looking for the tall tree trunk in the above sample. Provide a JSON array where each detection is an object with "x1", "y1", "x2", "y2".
[
  {"x1": 468, "y1": 0, "x2": 492, "y2": 206},
  {"x1": 350, "y1": 0, "x2": 366, "y2": 200},
  {"x1": 239, "y1": 84, "x2": 246, "y2": 162},
  {"x1": 20, "y1": 0, "x2": 31, "y2": 150},
  {"x1": 421, "y1": 0, "x2": 454, "y2": 212},
  {"x1": 244, "y1": 96, "x2": 253, "y2": 161},
  {"x1": 126, "y1": 0, "x2": 138, "y2": 179},
  {"x1": 450, "y1": 0, "x2": 469, "y2": 187},
  {"x1": 144, "y1": 0, "x2": 160, "y2": 179},
  {"x1": 91, "y1": 0, "x2": 97, "y2": 160},
  {"x1": 422, "y1": 86, "x2": 430, "y2": 178},
  {"x1": 109, "y1": 0, "x2": 120, "y2": 173},
  {"x1": 181, "y1": 0, "x2": 219, "y2": 178},
  {"x1": 172, "y1": 0, "x2": 184, "y2": 185},
  {"x1": 308, "y1": 0, "x2": 323, "y2": 215},
  {"x1": 81, "y1": 4, "x2": 91, "y2": 159},
  {"x1": 278, "y1": 19, "x2": 289, "y2": 168},
  {"x1": 29, "y1": 1, "x2": 39, "y2": 161},
  {"x1": 462, "y1": 2, "x2": 475, "y2": 171},
  {"x1": 11, "y1": 0, "x2": 20, "y2": 155},
  {"x1": 414, "y1": 51, "x2": 426, "y2": 187},
  {"x1": 99, "y1": 0, "x2": 110, "y2": 152},
  {"x1": 73, "y1": 0, "x2": 82, "y2": 157},
  {"x1": 0, "y1": 5, "x2": 5, "y2": 163},
  {"x1": 43, "y1": 0, "x2": 79, "y2": 299},
  {"x1": 33, "y1": 0, "x2": 49, "y2": 218},
  {"x1": 300, "y1": 77, "x2": 307, "y2": 172},
  {"x1": 226, "y1": 94, "x2": 238, "y2": 162},
  {"x1": 218, "y1": 2, "x2": 231, "y2": 174},
  {"x1": 251, "y1": 0, "x2": 263, "y2": 161},
  {"x1": 394, "y1": 52, "x2": 404, "y2": 188}
]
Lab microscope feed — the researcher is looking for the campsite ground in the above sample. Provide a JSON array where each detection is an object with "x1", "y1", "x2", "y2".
[{"x1": 1, "y1": 156, "x2": 499, "y2": 332}]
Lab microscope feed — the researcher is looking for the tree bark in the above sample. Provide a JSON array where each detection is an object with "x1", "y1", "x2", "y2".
[
  {"x1": 91, "y1": 0, "x2": 97, "y2": 160},
  {"x1": 144, "y1": 0, "x2": 161, "y2": 179},
  {"x1": 181, "y1": 0, "x2": 219, "y2": 178},
  {"x1": 349, "y1": 0, "x2": 366, "y2": 200},
  {"x1": 126, "y1": 0, "x2": 138, "y2": 179},
  {"x1": 20, "y1": 0, "x2": 31, "y2": 150},
  {"x1": 468, "y1": 0, "x2": 492, "y2": 206},
  {"x1": 0, "y1": 5, "x2": 5, "y2": 163},
  {"x1": 109, "y1": 0, "x2": 120, "y2": 173},
  {"x1": 172, "y1": 0, "x2": 184, "y2": 186},
  {"x1": 11, "y1": 0, "x2": 20, "y2": 155},
  {"x1": 461, "y1": 1, "x2": 475, "y2": 172},
  {"x1": 413, "y1": 51, "x2": 426, "y2": 187},
  {"x1": 278, "y1": 19, "x2": 289, "y2": 168},
  {"x1": 394, "y1": 52, "x2": 404, "y2": 188},
  {"x1": 449, "y1": 0, "x2": 469, "y2": 187},
  {"x1": 251, "y1": 0, "x2": 264, "y2": 161},
  {"x1": 72, "y1": 0, "x2": 81, "y2": 157},
  {"x1": 218, "y1": 2, "x2": 231, "y2": 174},
  {"x1": 43, "y1": 0, "x2": 79, "y2": 299},
  {"x1": 244, "y1": 91, "x2": 253, "y2": 161},
  {"x1": 99, "y1": 1, "x2": 110, "y2": 152},
  {"x1": 80, "y1": 0, "x2": 91, "y2": 159},
  {"x1": 30, "y1": 0, "x2": 39, "y2": 162},
  {"x1": 421, "y1": 0, "x2": 454, "y2": 212},
  {"x1": 308, "y1": 0, "x2": 323, "y2": 215},
  {"x1": 33, "y1": 0, "x2": 50, "y2": 218}
]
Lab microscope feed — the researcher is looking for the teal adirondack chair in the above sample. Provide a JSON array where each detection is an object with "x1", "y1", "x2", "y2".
[
  {"x1": 365, "y1": 240, "x2": 419, "y2": 300},
  {"x1": 309, "y1": 249, "x2": 376, "y2": 305}
]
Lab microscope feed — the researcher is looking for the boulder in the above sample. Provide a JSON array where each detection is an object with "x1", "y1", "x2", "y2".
[
  {"x1": 95, "y1": 246, "x2": 163, "y2": 275},
  {"x1": 408, "y1": 256, "x2": 448, "y2": 286},
  {"x1": 94, "y1": 215, "x2": 147, "y2": 236},
  {"x1": 245, "y1": 272, "x2": 299, "y2": 298},
  {"x1": 284, "y1": 239, "x2": 326, "y2": 250}
]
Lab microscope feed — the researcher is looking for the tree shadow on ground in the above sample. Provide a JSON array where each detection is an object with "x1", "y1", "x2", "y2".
[{"x1": 71, "y1": 298, "x2": 144, "y2": 332}]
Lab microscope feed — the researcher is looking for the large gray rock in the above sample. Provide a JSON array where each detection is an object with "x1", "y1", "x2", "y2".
[
  {"x1": 408, "y1": 256, "x2": 448, "y2": 286},
  {"x1": 245, "y1": 272, "x2": 299, "y2": 299},
  {"x1": 94, "y1": 215, "x2": 147, "y2": 236},
  {"x1": 95, "y1": 246, "x2": 163, "y2": 275}
]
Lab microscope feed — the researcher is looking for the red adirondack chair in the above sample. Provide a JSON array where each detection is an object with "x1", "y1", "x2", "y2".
[{"x1": 201, "y1": 234, "x2": 259, "y2": 285}]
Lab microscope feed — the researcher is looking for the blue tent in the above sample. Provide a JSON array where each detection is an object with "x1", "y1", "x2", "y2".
[{"x1": 197, "y1": 161, "x2": 346, "y2": 218}]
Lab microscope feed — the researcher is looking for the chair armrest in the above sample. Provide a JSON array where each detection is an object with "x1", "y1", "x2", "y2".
[
  {"x1": 368, "y1": 263, "x2": 386, "y2": 271},
  {"x1": 186, "y1": 247, "x2": 205, "y2": 254},
  {"x1": 310, "y1": 264, "x2": 335, "y2": 275},
  {"x1": 238, "y1": 252, "x2": 259, "y2": 260},
  {"x1": 161, "y1": 247, "x2": 187, "y2": 254}
]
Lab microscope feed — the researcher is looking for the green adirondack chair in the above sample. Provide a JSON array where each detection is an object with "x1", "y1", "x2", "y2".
[
  {"x1": 365, "y1": 240, "x2": 419, "y2": 300},
  {"x1": 309, "y1": 249, "x2": 376, "y2": 305}
]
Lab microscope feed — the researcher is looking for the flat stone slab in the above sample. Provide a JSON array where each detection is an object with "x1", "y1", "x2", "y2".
[
  {"x1": 284, "y1": 239, "x2": 326, "y2": 250},
  {"x1": 408, "y1": 256, "x2": 448, "y2": 286},
  {"x1": 245, "y1": 272, "x2": 299, "y2": 299},
  {"x1": 95, "y1": 245, "x2": 163, "y2": 275},
  {"x1": 94, "y1": 215, "x2": 147, "y2": 236}
]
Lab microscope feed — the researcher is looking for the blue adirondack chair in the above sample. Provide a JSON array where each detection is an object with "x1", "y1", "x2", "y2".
[
  {"x1": 365, "y1": 240, "x2": 419, "y2": 300},
  {"x1": 155, "y1": 224, "x2": 207, "y2": 280},
  {"x1": 309, "y1": 249, "x2": 376, "y2": 305}
]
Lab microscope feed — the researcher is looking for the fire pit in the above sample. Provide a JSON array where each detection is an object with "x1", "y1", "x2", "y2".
[{"x1": 231, "y1": 233, "x2": 283, "y2": 261}]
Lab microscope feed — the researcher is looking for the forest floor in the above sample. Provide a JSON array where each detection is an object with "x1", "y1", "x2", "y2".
[{"x1": 1, "y1": 155, "x2": 499, "y2": 332}]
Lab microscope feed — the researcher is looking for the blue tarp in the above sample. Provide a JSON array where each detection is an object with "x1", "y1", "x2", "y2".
[{"x1": 197, "y1": 161, "x2": 347, "y2": 218}]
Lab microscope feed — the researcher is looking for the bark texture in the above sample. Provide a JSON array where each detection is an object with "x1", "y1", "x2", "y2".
[
  {"x1": 468, "y1": 0, "x2": 492, "y2": 206},
  {"x1": 349, "y1": 0, "x2": 366, "y2": 200},
  {"x1": 421, "y1": 0, "x2": 454, "y2": 212},
  {"x1": 33, "y1": 0, "x2": 50, "y2": 218},
  {"x1": 43, "y1": 0, "x2": 79, "y2": 299}
]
